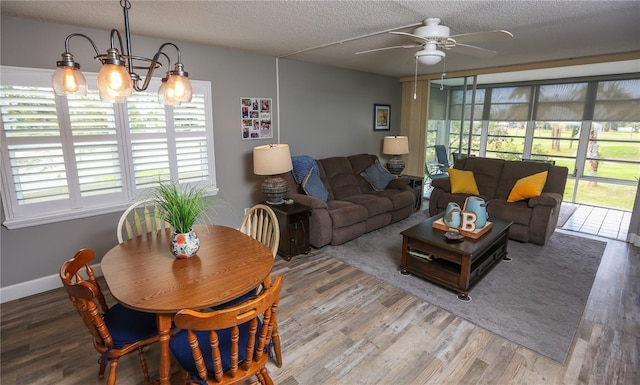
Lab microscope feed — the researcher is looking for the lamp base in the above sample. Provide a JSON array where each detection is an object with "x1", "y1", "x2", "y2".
[
  {"x1": 261, "y1": 176, "x2": 288, "y2": 205},
  {"x1": 386, "y1": 156, "x2": 405, "y2": 175}
]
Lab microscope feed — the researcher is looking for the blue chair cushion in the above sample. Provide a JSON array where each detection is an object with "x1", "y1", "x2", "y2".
[
  {"x1": 170, "y1": 318, "x2": 263, "y2": 378},
  {"x1": 210, "y1": 288, "x2": 257, "y2": 310},
  {"x1": 103, "y1": 303, "x2": 158, "y2": 347}
]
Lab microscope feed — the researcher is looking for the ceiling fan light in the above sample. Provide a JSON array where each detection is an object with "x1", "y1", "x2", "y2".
[{"x1": 416, "y1": 49, "x2": 445, "y2": 65}]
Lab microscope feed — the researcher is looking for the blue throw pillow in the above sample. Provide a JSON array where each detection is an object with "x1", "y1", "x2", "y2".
[
  {"x1": 291, "y1": 155, "x2": 316, "y2": 184},
  {"x1": 361, "y1": 160, "x2": 394, "y2": 191},
  {"x1": 301, "y1": 167, "x2": 328, "y2": 201}
]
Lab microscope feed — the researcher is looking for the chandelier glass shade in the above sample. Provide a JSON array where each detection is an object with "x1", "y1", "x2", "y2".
[
  {"x1": 52, "y1": 0, "x2": 192, "y2": 105},
  {"x1": 52, "y1": 63, "x2": 87, "y2": 97}
]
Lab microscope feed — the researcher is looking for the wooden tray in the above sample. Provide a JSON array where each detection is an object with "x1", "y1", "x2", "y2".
[{"x1": 432, "y1": 217, "x2": 493, "y2": 239}]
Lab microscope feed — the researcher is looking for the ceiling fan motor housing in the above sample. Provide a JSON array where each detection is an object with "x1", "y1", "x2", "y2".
[{"x1": 413, "y1": 18, "x2": 450, "y2": 39}]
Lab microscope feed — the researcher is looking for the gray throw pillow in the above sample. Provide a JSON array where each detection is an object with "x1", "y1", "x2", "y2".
[{"x1": 361, "y1": 160, "x2": 394, "y2": 191}]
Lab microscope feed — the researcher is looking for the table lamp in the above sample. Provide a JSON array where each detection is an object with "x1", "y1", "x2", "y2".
[
  {"x1": 382, "y1": 135, "x2": 409, "y2": 175},
  {"x1": 253, "y1": 144, "x2": 293, "y2": 205}
]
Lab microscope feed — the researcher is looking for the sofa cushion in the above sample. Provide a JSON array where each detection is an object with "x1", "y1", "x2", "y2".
[
  {"x1": 361, "y1": 160, "x2": 393, "y2": 191},
  {"x1": 369, "y1": 188, "x2": 414, "y2": 210},
  {"x1": 449, "y1": 168, "x2": 480, "y2": 195},
  {"x1": 318, "y1": 157, "x2": 362, "y2": 199},
  {"x1": 508, "y1": 171, "x2": 548, "y2": 202},
  {"x1": 458, "y1": 157, "x2": 504, "y2": 197},
  {"x1": 326, "y1": 200, "x2": 368, "y2": 228},
  {"x1": 487, "y1": 199, "x2": 532, "y2": 226},
  {"x1": 301, "y1": 167, "x2": 329, "y2": 201},
  {"x1": 343, "y1": 194, "x2": 393, "y2": 217}
]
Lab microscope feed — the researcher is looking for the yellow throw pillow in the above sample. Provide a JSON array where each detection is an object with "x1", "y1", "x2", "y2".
[
  {"x1": 448, "y1": 168, "x2": 480, "y2": 195},
  {"x1": 508, "y1": 171, "x2": 548, "y2": 202}
]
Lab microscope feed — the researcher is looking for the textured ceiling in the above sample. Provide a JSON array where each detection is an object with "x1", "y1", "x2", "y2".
[{"x1": 2, "y1": 0, "x2": 639, "y2": 78}]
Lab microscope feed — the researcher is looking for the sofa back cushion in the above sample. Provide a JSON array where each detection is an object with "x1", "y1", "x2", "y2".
[
  {"x1": 317, "y1": 154, "x2": 378, "y2": 200},
  {"x1": 544, "y1": 164, "x2": 569, "y2": 195},
  {"x1": 348, "y1": 154, "x2": 379, "y2": 192},
  {"x1": 495, "y1": 161, "x2": 552, "y2": 200},
  {"x1": 457, "y1": 157, "x2": 505, "y2": 198},
  {"x1": 317, "y1": 156, "x2": 360, "y2": 200}
]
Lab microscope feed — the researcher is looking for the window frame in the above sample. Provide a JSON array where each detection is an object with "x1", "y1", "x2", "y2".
[{"x1": 0, "y1": 66, "x2": 217, "y2": 229}]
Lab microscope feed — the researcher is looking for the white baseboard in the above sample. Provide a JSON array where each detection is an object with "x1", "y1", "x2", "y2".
[{"x1": 0, "y1": 264, "x2": 102, "y2": 304}]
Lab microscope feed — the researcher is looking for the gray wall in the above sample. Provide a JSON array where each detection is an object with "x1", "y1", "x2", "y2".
[{"x1": 0, "y1": 16, "x2": 401, "y2": 289}]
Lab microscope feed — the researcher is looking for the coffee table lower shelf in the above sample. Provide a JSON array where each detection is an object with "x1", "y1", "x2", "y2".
[{"x1": 400, "y1": 215, "x2": 512, "y2": 301}]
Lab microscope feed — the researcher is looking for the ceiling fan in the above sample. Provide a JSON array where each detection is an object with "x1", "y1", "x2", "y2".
[{"x1": 356, "y1": 18, "x2": 513, "y2": 66}]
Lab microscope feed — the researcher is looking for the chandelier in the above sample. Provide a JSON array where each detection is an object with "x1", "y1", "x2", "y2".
[{"x1": 52, "y1": 0, "x2": 192, "y2": 106}]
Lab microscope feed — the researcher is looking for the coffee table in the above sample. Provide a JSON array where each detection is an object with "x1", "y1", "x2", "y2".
[{"x1": 400, "y1": 213, "x2": 512, "y2": 301}]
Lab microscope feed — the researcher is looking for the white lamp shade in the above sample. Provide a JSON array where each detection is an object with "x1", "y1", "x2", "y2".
[
  {"x1": 253, "y1": 144, "x2": 293, "y2": 175},
  {"x1": 382, "y1": 136, "x2": 409, "y2": 155}
]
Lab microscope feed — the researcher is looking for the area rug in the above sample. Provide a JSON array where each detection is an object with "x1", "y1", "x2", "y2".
[{"x1": 323, "y1": 211, "x2": 607, "y2": 364}]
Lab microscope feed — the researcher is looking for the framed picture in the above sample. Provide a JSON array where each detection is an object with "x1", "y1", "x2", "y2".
[
  {"x1": 373, "y1": 104, "x2": 391, "y2": 131},
  {"x1": 241, "y1": 97, "x2": 273, "y2": 140}
]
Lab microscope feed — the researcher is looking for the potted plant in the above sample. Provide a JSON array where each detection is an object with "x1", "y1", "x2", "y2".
[{"x1": 153, "y1": 179, "x2": 210, "y2": 259}]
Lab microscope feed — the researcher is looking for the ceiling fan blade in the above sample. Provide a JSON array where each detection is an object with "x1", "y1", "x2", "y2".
[
  {"x1": 355, "y1": 44, "x2": 421, "y2": 55},
  {"x1": 389, "y1": 31, "x2": 431, "y2": 43},
  {"x1": 449, "y1": 30, "x2": 513, "y2": 44},
  {"x1": 448, "y1": 43, "x2": 497, "y2": 58}
]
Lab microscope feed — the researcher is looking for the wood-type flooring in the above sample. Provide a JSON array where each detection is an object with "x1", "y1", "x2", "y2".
[{"x1": 1, "y1": 230, "x2": 638, "y2": 384}]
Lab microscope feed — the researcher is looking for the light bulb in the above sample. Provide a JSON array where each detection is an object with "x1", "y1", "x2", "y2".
[
  {"x1": 164, "y1": 74, "x2": 192, "y2": 105},
  {"x1": 97, "y1": 63, "x2": 132, "y2": 103},
  {"x1": 52, "y1": 66, "x2": 87, "y2": 96}
]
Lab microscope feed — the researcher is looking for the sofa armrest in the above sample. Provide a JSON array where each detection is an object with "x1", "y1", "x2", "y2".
[
  {"x1": 387, "y1": 178, "x2": 412, "y2": 192},
  {"x1": 528, "y1": 192, "x2": 562, "y2": 208},
  {"x1": 431, "y1": 177, "x2": 451, "y2": 192},
  {"x1": 289, "y1": 193, "x2": 329, "y2": 210}
]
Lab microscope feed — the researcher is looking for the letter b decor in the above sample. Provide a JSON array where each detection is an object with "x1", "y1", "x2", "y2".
[{"x1": 460, "y1": 211, "x2": 478, "y2": 232}]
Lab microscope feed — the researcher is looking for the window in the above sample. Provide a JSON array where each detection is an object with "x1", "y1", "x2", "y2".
[
  {"x1": 449, "y1": 88, "x2": 485, "y2": 156},
  {"x1": 436, "y1": 76, "x2": 639, "y2": 210},
  {"x1": 484, "y1": 86, "x2": 532, "y2": 160},
  {"x1": 0, "y1": 66, "x2": 216, "y2": 229}
]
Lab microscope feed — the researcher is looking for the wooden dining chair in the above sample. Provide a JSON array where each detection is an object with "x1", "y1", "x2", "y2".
[
  {"x1": 117, "y1": 198, "x2": 170, "y2": 243},
  {"x1": 239, "y1": 204, "x2": 280, "y2": 259},
  {"x1": 170, "y1": 276, "x2": 283, "y2": 385},
  {"x1": 59, "y1": 248, "x2": 161, "y2": 385},
  {"x1": 238, "y1": 204, "x2": 283, "y2": 367}
]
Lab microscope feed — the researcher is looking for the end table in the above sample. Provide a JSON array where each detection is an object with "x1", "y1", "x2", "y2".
[
  {"x1": 400, "y1": 175, "x2": 424, "y2": 212},
  {"x1": 265, "y1": 201, "x2": 311, "y2": 260}
]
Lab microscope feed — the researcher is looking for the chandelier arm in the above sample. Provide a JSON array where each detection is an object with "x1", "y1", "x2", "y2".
[
  {"x1": 108, "y1": 29, "x2": 126, "y2": 55},
  {"x1": 156, "y1": 42, "x2": 182, "y2": 64},
  {"x1": 129, "y1": 44, "x2": 174, "y2": 92},
  {"x1": 63, "y1": 33, "x2": 101, "y2": 57},
  {"x1": 132, "y1": 42, "x2": 184, "y2": 91}
]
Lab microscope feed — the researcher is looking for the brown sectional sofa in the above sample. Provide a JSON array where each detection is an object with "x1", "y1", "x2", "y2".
[
  {"x1": 429, "y1": 157, "x2": 569, "y2": 245},
  {"x1": 280, "y1": 153, "x2": 415, "y2": 248}
]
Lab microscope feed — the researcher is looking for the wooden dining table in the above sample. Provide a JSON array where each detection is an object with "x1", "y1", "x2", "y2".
[{"x1": 101, "y1": 224, "x2": 274, "y2": 385}]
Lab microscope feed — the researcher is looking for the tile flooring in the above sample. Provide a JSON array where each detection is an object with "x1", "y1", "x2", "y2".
[{"x1": 562, "y1": 204, "x2": 632, "y2": 241}]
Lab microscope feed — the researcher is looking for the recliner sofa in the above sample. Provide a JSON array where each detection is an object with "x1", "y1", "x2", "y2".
[
  {"x1": 429, "y1": 156, "x2": 569, "y2": 245},
  {"x1": 280, "y1": 153, "x2": 415, "y2": 248}
]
